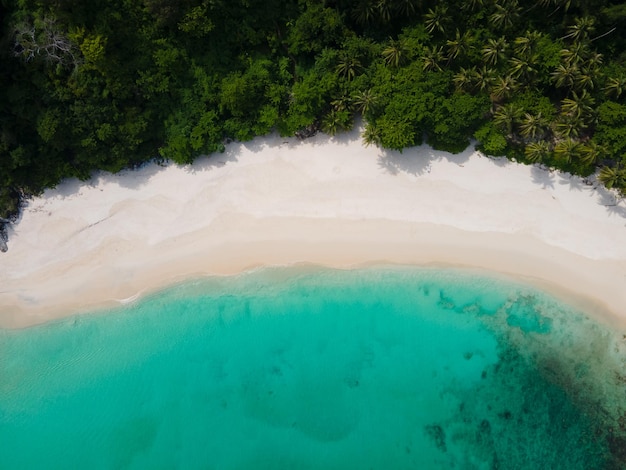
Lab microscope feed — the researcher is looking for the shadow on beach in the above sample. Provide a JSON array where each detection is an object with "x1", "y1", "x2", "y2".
[
  {"x1": 596, "y1": 187, "x2": 626, "y2": 219},
  {"x1": 11, "y1": 129, "x2": 626, "y2": 237},
  {"x1": 376, "y1": 142, "x2": 475, "y2": 176},
  {"x1": 558, "y1": 173, "x2": 585, "y2": 192},
  {"x1": 375, "y1": 138, "x2": 626, "y2": 222},
  {"x1": 531, "y1": 166, "x2": 555, "y2": 189}
]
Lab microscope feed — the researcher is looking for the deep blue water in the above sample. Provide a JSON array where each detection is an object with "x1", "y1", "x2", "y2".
[{"x1": 1, "y1": 267, "x2": 625, "y2": 469}]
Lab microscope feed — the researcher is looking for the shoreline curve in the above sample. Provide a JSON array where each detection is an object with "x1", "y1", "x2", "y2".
[{"x1": 1, "y1": 127, "x2": 625, "y2": 329}]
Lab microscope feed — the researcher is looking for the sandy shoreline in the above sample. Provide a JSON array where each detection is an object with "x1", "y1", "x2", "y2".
[{"x1": 1, "y1": 127, "x2": 625, "y2": 329}]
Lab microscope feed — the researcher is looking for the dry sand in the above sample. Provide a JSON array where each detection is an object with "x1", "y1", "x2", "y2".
[{"x1": 1, "y1": 127, "x2": 625, "y2": 328}]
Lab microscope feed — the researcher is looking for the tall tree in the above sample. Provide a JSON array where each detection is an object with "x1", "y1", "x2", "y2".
[
  {"x1": 551, "y1": 63, "x2": 579, "y2": 88},
  {"x1": 491, "y1": 75, "x2": 518, "y2": 101},
  {"x1": 598, "y1": 165, "x2": 625, "y2": 192},
  {"x1": 489, "y1": 0, "x2": 521, "y2": 31},
  {"x1": 446, "y1": 29, "x2": 474, "y2": 62},
  {"x1": 508, "y1": 56, "x2": 536, "y2": 83},
  {"x1": 482, "y1": 37, "x2": 508, "y2": 66},
  {"x1": 554, "y1": 137, "x2": 581, "y2": 163},
  {"x1": 519, "y1": 112, "x2": 548, "y2": 140},
  {"x1": 554, "y1": 114, "x2": 586, "y2": 138},
  {"x1": 361, "y1": 122, "x2": 382, "y2": 146},
  {"x1": 475, "y1": 65, "x2": 496, "y2": 91},
  {"x1": 336, "y1": 53, "x2": 362, "y2": 81},
  {"x1": 562, "y1": 16, "x2": 595, "y2": 42},
  {"x1": 579, "y1": 140, "x2": 606, "y2": 166},
  {"x1": 453, "y1": 67, "x2": 478, "y2": 92},
  {"x1": 352, "y1": 0, "x2": 378, "y2": 27},
  {"x1": 493, "y1": 103, "x2": 522, "y2": 136},
  {"x1": 352, "y1": 89, "x2": 379, "y2": 116},
  {"x1": 524, "y1": 140, "x2": 552, "y2": 163},
  {"x1": 382, "y1": 38, "x2": 409, "y2": 68},
  {"x1": 421, "y1": 46, "x2": 445, "y2": 71},
  {"x1": 424, "y1": 5, "x2": 450, "y2": 34},
  {"x1": 560, "y1": 90, "x2": 595, "y2": 119},
  {"x1": 513, "y1": 31, "x2": 542, "y2": 59},
  {"x1": 604, "y1": 76, "x2": 626, "y2": 100}
]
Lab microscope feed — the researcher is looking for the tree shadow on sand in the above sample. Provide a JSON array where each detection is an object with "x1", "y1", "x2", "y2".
[
  {"x1": 182, "y1": 148, "x2": 240, "y2": 176},
  {"x1": 376, "y1": 143, "x2": 475, "y2": 176},
  {"x1": 531, "y1": 165, "x2": 555, "y2": 189},
  {"x1": 557, "y1": 173, "x2": 585, "y2": 192},
  {"x1": 112, "y1": 161, "x2": 169, "y2": 190},
  {"x1": 595, "y1": 186, "x2": 626, "y2": 220}
]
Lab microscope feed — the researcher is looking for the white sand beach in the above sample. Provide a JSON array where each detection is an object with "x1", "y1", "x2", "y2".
[{"x1": 1, "y1": 126, "x2": 625, "y2": 328}]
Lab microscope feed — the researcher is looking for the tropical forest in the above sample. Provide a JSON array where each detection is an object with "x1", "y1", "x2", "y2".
[{"x1": 2, "y1": 0, "x2": 626, "y2": 236}]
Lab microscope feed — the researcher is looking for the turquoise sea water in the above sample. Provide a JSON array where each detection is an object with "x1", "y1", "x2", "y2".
[{"x1": 1, "y1": 267, "x2": 625, "y2": 469}]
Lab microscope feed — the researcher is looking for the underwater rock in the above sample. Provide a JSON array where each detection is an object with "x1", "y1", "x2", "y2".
[{"x1": 424, "y1": 424, "x2": 447, "y2": 452}]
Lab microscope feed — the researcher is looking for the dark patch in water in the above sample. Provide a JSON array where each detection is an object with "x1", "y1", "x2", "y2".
[
  {"x1": 344, "y1": 377, "x2": 359, "y2": 388},
  {"x1": 504, "y1": 295, "x2": 552, "y2": 334},
  {"x1": 498, "y1": 410, "x2": 512, "y2": 421},
  {"x1": 477, "y1": 419, "x2": 492, "y2": 444},
  {"x1": 424, "y1": 424, "x2": 447, "y2": 452},
  {"x1": 437, "y1": 291, "x2": 456, "y2": 310}
]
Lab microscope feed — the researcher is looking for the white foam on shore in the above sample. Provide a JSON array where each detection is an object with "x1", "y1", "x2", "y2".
[{"x1": 1, "y1": 126, "x2": 625, "y2": 328}]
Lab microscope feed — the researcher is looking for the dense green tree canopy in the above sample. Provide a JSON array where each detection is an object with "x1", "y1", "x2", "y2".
[{"x1": 2, "y1": 0, "x2": 626, "y2": 231}]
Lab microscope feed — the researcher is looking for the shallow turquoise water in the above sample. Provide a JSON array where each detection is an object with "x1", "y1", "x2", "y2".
[{"x1": 1, "y1": 267, "x2": 625, "y2": 469}]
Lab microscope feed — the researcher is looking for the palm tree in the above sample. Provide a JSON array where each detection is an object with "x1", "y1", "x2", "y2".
[
  {"x1": 489, "y1": 1, "x2": 521, "y2": 30},
  {"x1": 562, "y1": 16, "x2": 595, "y2": 42},
  {"x1": 331, "y1": 93, "x2": 352, "y2": 112},
  {"x1": 462, "y1": 0, "x2": 486, "y2": 12},
  {"x1": 424, "y1": 5, "x2": 449, "y2": 34},
  {"x1": 377, "y1": 0, "x2": 393, "y2": 23},
  {"x1": 475, "y1": 65, "x2": 496, "y2": 91},
  {"x1": 421, "y1": 46, "x2": 445, "y2": 71},
  {"x1": 560, "y1": 43, "x2": 590, "y2": 66},
  {"x1": 490, "y1": 75, "x2": 518, "y2": 100},
  {"x1": 453, "y1": 66, "x2": 478, "y2": 92},
  {"x1": 551, "y1": 63, "x2": 579, "y2": 88},
  {"x1": 322, "y1": 109, "x2": 352, "y2": 136},
  {"x1": 508, "y1": 56, "x2": 536, "y2": 82},
  {"x1": 352, "y1": 89, "x2": 378, "y2": 116},
  {"x1": 362, "y1": 123, "x2": 382, "y2": 147},
  {"x1": 586, "y1": 51, "x2": 603, "y2": 71},
  {"x1": 446, "y1": 29, "x2": 473, "y2": 61},
  {"x1": 393, "y1": 0, "x2": 420, "y2": 16},
  {"x1": 382, "y1": 39, "x2": 408, "y2": 68},
  {"x1": 481, "y1": 37, "x2": 508, "y2": 66},
  {"x1": 560, "y1": 90, "x2": 595, "y2": 118},
  {"x1": 598, "y1": 165, "x2": 625, "y2": 190},
  {"x1": 574, "y1": 68, "x2": 596, "y2": 91},
  {"x1": 539, "y1": 0, "x2": 572, "y2": 12},
  {"x1": 524, "y1": 141, "x2": 552, "y2": 163},
  {"x1": 352, "y1": 0, "x2": 378, "y2": 26},
  {"x1": 557, "y1": 0, "x2": 573, "y2": 11},
  {"x1": 554, "y1": 115, "x2": 586, "y2": 138},
  {"x1": 604, "y1": 76, "x2": 626, "y2": 99},
  {"x1": 493, "y1": 103, "x2": 522, "y2": 135},
  {"x1": 579, "y1": 141, "x2": 606, "y2": 166},
  {"x1": 513, "y1": 31, "x2": 542, "y2": 59},
  {"x1": 554, "y1": 138, "x2": 580, "y2": 163},
  {"x1": 519, "y1": 112, "x2": 548, "y2": 140},
  {"x1": 322, "y1": 110, "x2": 341, "y2": 136},
  {"x1": 336, "y1": 54, "x2": 362, "y2": 81}
]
